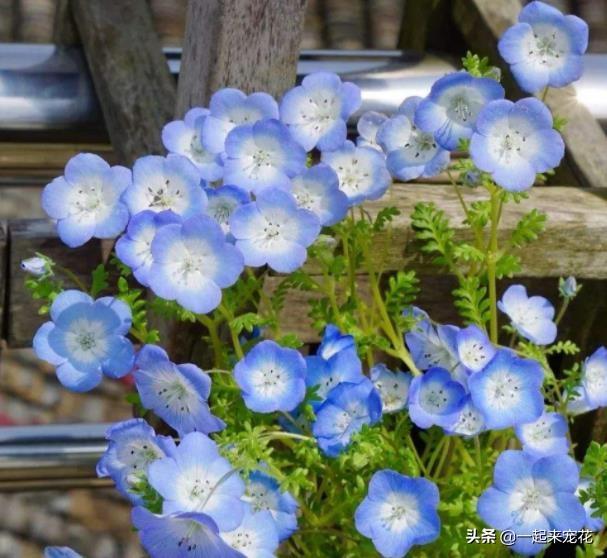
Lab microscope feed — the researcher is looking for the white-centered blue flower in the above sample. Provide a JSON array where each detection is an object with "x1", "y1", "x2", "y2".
[
  {"x1": 470, "y1": 98, "x2": 564, "y2": 192},
  {"x1": 96, "y1": 418, "x2": 176, "y2": 503},
  {"x1": 579, "y1": 346, "x2": 607, "y2": 409},
  {"x1": 443, "y1": 395, "x2": 485, "y2": 437},
  {"x1": 230, "y1": 188, "x2": 320, "y2": 273},
  {"x1": 132, "y1": 507, "x2": 244, "y2": 558},
  {"x1": 478, "y1": 450, "x2": 585, "y2": 556},
  {"x1": 205, "y1": 185, "x2": 250, "y2": 236},
  {"x1": 244, "y1": 470, "x2": 299, "y2": 541},
  {"x1": 370, "y1": 363, "x2": 412, "y2": 414},
  {"x1": 289, "y1": 164, "x2": 349, "y2": 226},
  {"x1": 498, "y1": 1, "x2": 588, "y2": 93},
  {"x1": 115, "y1": 209, "x2": 181, "y2": 287},
  {"x1": 415, "y1": 72, "x2": 505, "y2": 151},
  {"x1": 408, "y1": 367, "x2": 466, "y2": 429},
  {"x1": 202, "y1": 88, "x2": 279, "y2": 154},
  {"x1": 356, "y1": 110, "x2": 389, "y2": 151},
  {"x1": 376, "y1": 97, "x2": 450, "y2": 182},
  {"x1": 515, "y1": 411, "x2": 569, "y2": 458},
  {"x1": 234, "y1": 340, "x2": 307, "y2": 413},
  {"x1": 123, "y1": 154, "x2": 207, "y2": 218},
  {"x1": 321, "y1": 140, "x2": 391, "y2": 206},
  {"x1": 456, "y1": 324, "x2": 497, "y2": 374},
  {"x1": 134, "y1": 344, "x2": 225, "y2": 437},
  {"x1": 223, "y1": 119, "x2": 307, "y2": 194},
  {"x1": 469, "y1": 349, "x2": 544, "y2": 429},
  {"x1": 312, "y1": 378, "x2": 382, "y2": 457},
  {"x1": 162, "y1": 107, "x2": 224, "y2": 182},
  {"x1": 498, "y1": 284, "x2": 557, "y2": 345},
  {"x1": 220, "y1": 509, "x2": 279, "y2": 557},
  {"x1": 318, "y1": 324, "x2": 356, "y2": 360},
  {"x1": 148, "y1": 215, "x2": 244, "y2": 314},
  {"x1": 41, "y1": 153, "x2": 130, "y2": 248},
  {"x1": 44, "y1": 547, "x2": 83, "y2": 558},
  {"x1": 33, "y1": 290, "x2": 134, "y2": 392},
  {"x1": 355, "y1": 470, "x2": 440, "y2": 558},
  {"x1": 280, "y1": 71, "x2": 361, "y2": 151},
  {"x1": 577, "y1": 478, "x2": 605, "y2": 532},
  {"x1": 20, "y1": 256, "x2": 49, "y2": 277},
  {"x1": 148, "y1": 432, "x2": 246, "y2": 531}
]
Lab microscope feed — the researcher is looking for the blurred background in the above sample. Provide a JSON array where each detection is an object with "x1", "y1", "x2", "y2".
[{"x1": 0, "y1": 0, "x2": 605, "y2": 556}]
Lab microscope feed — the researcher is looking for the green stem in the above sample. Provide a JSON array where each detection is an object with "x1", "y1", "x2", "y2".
[
  {"x1": 487, "y1": 188, "x2": 500, "y2": 343},
  {"x1": 474, "y1": 435, "x2": 484, "y2": 478},
  {"x1": 55, "y1": 264, "x2": 88, "y2": 292},
  {"x1": 217, "y1": 304, "x2": 245, "y2": 360},
  {"x1": 405, "y1": 435, "x2": 429, "y2": 477},
  {"x1": 197, "y1": 314, "x2": 224, "y2": 368},
  {"x1": 555, "y1": 299, "x2": 569, "y2": 325}
]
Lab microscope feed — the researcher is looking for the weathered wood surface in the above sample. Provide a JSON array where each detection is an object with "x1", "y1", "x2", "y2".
[
  {"x1": 175, "y1": 0, "x2": 308, "y2": 116},
  {"x1": 0, "y1": 222, "x2": 6, "y2": 342},
  {"x1": 69, "y1": 0, "x2": 176, "y2": 164}
]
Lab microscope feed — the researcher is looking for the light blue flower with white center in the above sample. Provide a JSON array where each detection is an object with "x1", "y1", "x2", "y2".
[
  {"x1": 223, "y1": 119, "x2": 307, "y2": 194},
  {"x1": 355, "y1": 470, "x2": 440, "y2": 558},
  {"x1": 566, "y1": 385, "x2": 594, "y2": 415},
  {"x1": 470, "y1": 97, "x2": 565, "y2": 192},
  {"x1": 96, "y1": 418, "x2": 176, "y2": 503},
  {"x1": 370, "y1": 364, "x2": 412, "y2": 414},
  {"x1": 41, "y1": 153, "x2": 130, "y2": 248},
  {"x1": 477, "y1": 450, "x2": 585, "y2": 556},
  {"x1": 33, "y1": 290, "x2": 134, "y2": 392},
  {"x1": 415, "y1": 72, "x2": 505, "y2": 151},
  {"x1": 244, "y1": 470, "x2": 299, "y2": 541},
  {"x1": 44, "y1": 548, "x2": 83, "y2": 558},
  {"x1": 221, "y1": 509, "x2": 279, "y2": 557},
  {"x1": 515, "y1": 411, "x2": 569, "y2": 458},
  {"x1": 134, "y1": 344, "x2": 225, "y2": 437},
  {"x1": 280, "y1": 71, "x2": 361, "y2": 152},
  {"x1": 115, "y1": 209, "x2": 181, "y2": 287},
  {"x1": 132, "y1": 506, "x2": 245, "y2": 558},
  {"x1": 577, "y1": 478, "x2": 605, "y2": 532},
  {"x1": 289, "y1": 164, "x2": 349, "y2": 226},
  {"x1": 318, "y1": 324, "x2": 356, "y2": 360},
  {"x1": 162, "y1": 107, "x2": 224, "y2": 182},
  {"x1": 498, "y1": 284, "x2": 557, "y2": 345},
  {"x1": 469, "y1": 349, "x2": 544, "y2": 429},
  {"x1": 456, "y1": 324, "x2": 496, "y2": 374},
  {"x1": 443, "y1": 395, "x2": 485, "y2": 437},
  {"x1": 21, "y1": 256, "x2": 49, "y2": 277},
  {"x1": 321, "y1": 140, "x2": 391, "y2": 206},
  {"x1": 408, "y1": 367, "x2": 466, "y2": 430},
  {"x1": 234, "y1": 340, "x2": 307, "y2": 413},
  {"x1": 376, "y1": 97, "x2": 450, "y2": 182},
  {"x1": 148, "y1": 431, "x2": 246, "y2": 531},
  {"x1": 498, "y1": 1, "x2": 588, "y2": 93},
  {"x1": 580, "y1": 346, "x2": 607, "y2": 409},
  {"x1": 205, "y1": 185, "x2": 250, "y2": 236},
  {"x1": 123, "y1": 154, "x2": 207, "y2": 218},
  {"x1": 357, "y1": 110, "x2": 389, "y2": 151},
  {"x1": 148, "y1": 215, "x2": 244, "y2": 314},
  {"x1": 312, "y1": 378, "x2": 382, "y2": 457},
  {"x1": 230, "y1": 188, "x2": 320, "y2": 273},
  {"x1": 202, "y1": 88, "x2": 279, "y2": 154}
]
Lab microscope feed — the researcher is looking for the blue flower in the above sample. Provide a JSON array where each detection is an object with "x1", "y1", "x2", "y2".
[
  {"x1": 134, "y1": 344, "x2": 225, "y2": 437},
  {"x1": 123, "y1": 154, "x2": 207, "y2": 218},
  {"x1": 21, "y1": 256, "x2": 49, "y2": 277},
  {"x1": 33, "y1": 290, "x2": 134, "y2": 392},
  {"x1": 321, "y1": 140, "x2": 391, "y2": 206},
  {"x1": 577, "y1": 478, "x2": 605, "y2": 532},
  {"x1": 223, "y1": 119, "x2": 307, "y2": 194},
  {"x1": 115, "y1": 209, "x2": 181, "y2": 287},
  {"x1": 44, "y1": 548, "x2": 83, "y2": 558},
  {"x1": 579, "y1": 346, "x2": 607, "y2": 408},
  {"x1": 559, "y1": 275, "x2": 579, "y2": 299},
  {"x1": 221, "y1": 509, "x2": 279, "y2": 556},
  {"x1": 230, "y1": 188, "x2": 320, "y2": 273},
  {"x1": 566, "y1": 385, "x2": 594, "y2": 415},
  {"x1": 408, "y1": 367, "x2": 466, "y2": 429},
  {"x1": 280, "y1": 72, "x2": 361, "y2": 151},
  {"x1": 318, "y1": 324, "x2": 356, "y2": 360},
  {"x1": 415, "y1": 72, "x2": 505, "y2": 151},
  {"x1": 469, "y1": 349, "x2": 544, "y2": 429},
  {"x1": 355, "y1": 470, "x2": 440, "y2": 558},
  {"x1": 148, "y1": 215, "x2": 244, "y2": 314},
  {"x1": 96, "y1": 418, "x2": 176, "y2": 503},
  {"x1": 312, "y1": 379, "x2": 382, "y2": 457},
  {"x1": 443, "y1": 395, "x2": 485, "y2": 437},
  {"x1": 478, "y1": 450, "x2": 585, "y2": 555},
  {"x1": 515, "y1": 411, "x2": 569, "y2": 458},
  {"x1": 498, "y1": 284, "x2": 557, "y2": 345},
  {"x1": 357, "y1": 110, "x2": 389, "y2": 151},
  {"x1": 234, "y1": 340, "x2": 307, "y2": 413},
  {"x1": 376, "y1": 97, "x2": 450, "y2": 182},
  {"x1": 498, "y1": 1, "x2": 588, "y2": 93},
  {"x1": 162, "y1": 107, "x2": 224, "y2": 181},
  {"x1": 205, "y1": 185, "x2": 250, "y2": 236},
  {"x1": 202, "y1": 88, "x2": 279, "y2": 154},
  {"x1": 470, "y1": 98, "x2": 565, "y2": 191},
  {"x1": 148, "y1": 431, "x2": 246, "y2": 531},
  {"x1": 370, "y1": 364, "x2": 412, "y2": 413},
  {"x1": 132, "y1": 506, "x2": 244, "y2": 558},
  {"x1": 289, "y1": 164, "x2": 349, "y2": 226},
  {"x1": 244, "y1": 470, "x2": 299, "y2": 541},
  {"x1": 41, "y1": 153, "x2": 130, "y2": 248},
  {"x1": 456, "y1": 324, "x2": 496, "y2": 374}
]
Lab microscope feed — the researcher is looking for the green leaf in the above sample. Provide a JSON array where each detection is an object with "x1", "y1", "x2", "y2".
[
  {"x1": 495, "y1": 253, "x2": 521, "y2": 278},
  {"x1": 276, "y1": 333, "x2": 304, "y2": 349},
  {"x1": 373, "y1": 206, "x2": 401, "y2": 232},
  {"x1": 90, "y1": 263, "x2": 109, "y2": 297},
  {"x1": 230, "y1": 312, "x2": 265, "y2": 335},
  {"x1": 510, "y1": 209, "x2": 546, "y2": 248},
  {"x1": 385, "y1": 270, "x2": 419, "y2": 320},
  {"x1": 453, "y1": 276, "x2": 491, "y2": 327},
  {"x1": 461, "y1": 51, "x2": 501, "y2": 80},
  {"x1": 411, "y1": 202, "x2": 455, "y2": 269}
]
